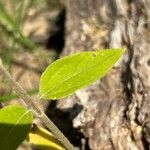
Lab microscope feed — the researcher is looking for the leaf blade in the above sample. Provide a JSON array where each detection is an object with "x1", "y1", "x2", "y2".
[
  {"x1": 40, "y1": 49, "x2": 124, "y2": 99},
  {"x1": 0, "y1": 105, "x2": 33, "y2": 150}
]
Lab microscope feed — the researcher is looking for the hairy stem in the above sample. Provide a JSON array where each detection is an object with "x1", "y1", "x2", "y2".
[{"x1": 0, "y1": 60, "x2": 75, "y2": 150}]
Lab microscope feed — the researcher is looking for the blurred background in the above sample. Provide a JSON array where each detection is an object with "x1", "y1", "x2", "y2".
[
  {"x1": 0, "y1": 0, "x2": 65, "y2": 101},
  {"x1": 0, "y1": 0, "x2": 150, "y2": 150}
]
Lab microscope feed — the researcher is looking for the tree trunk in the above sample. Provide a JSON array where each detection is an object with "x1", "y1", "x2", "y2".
[{"x1": 57, "y1": 0, "x2": 150, "y2": 149}]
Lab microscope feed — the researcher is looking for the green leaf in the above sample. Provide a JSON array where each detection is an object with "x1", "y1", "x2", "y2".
[
  {"x1": 40, "y1": 49, "x2": 124, "y2": 100},
  {"x1": 0, "y1": 105, "x2": 33, "y2": 150}
]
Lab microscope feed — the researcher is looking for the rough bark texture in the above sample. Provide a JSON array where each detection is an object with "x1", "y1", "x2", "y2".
[{"x1": 57, "y1": 0, "x2": 150, "y2": 149}]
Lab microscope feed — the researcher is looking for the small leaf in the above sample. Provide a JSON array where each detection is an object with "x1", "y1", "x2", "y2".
[
  {"x1": 27, "y1": 125, "x2": 65, "y2": 150},
  {"x1": 0, "y1": 105, "x2": 33, "y2": 150},
  {"x1": 40, "y1": 49, "x2": 124, "y2": 100}
]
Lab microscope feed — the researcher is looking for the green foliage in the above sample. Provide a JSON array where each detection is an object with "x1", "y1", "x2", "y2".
[
  {"x1": 40, "y1": 49, "x2": 124, "y2": 100},
  {"x1": 0, "y1": 0, "x2": 36, "y2": 66},
  {"x1": 0, "y1": 1, "x2": 35, "y2": 50},
  {"x1": 0, "y1": 48, "x2": 124, "y2": 149},
  {"x1": 0, "y1": 105, "x2": 33, "y2": 150}
]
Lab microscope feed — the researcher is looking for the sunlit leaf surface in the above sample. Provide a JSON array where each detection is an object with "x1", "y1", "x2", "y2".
[
  {"x1": 0, "y1": 105, "x2": 33, "y2": 150},
  {"x1": 40, "y1": 49, "x2": 124, "y2": 100}
]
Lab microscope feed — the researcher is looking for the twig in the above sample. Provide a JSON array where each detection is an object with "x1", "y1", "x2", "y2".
[{"x1": 0, "y1": 59, "x2": 75, "y2": 150}]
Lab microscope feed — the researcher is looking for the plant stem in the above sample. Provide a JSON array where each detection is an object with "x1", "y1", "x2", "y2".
[
  {"x1": 42, "y1": 113, "x2": 75, "y2": 150},
  {"x1": 0, "y1": 60, "x2": 75, "y2": 150}
]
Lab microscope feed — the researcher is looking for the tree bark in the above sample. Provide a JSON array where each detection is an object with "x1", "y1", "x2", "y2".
[{"x1": 57, "y1": 0, "x2": 150, "y2": 149}]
